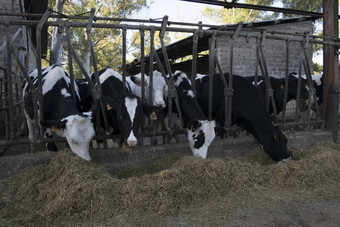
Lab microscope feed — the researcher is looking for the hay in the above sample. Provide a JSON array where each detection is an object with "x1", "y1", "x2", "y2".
[{"x1": 0, "y1": 142, "x2": 339, "y2": 226}]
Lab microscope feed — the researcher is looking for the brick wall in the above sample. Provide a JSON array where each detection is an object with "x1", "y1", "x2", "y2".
[{"x1": 216, "y1": 20, "x2": 314, "y2": 78}]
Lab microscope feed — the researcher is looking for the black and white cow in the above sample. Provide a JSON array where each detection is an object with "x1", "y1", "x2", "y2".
[
  {"x1": 83, "y1": 67, "x2": 145, "y2": 148},
  {"x1": 195, "y1": 73, "x2": 291, "y2": 162},
  {"x1": 244, "y1": 73, "x2": 309, "y2": 114},
  {"x1": 169, "y1": 71, "x2": 225, "y2": 158},
  {"x1": 126, "y1": 71, "x2": 167, "y2": 108},
  {"x1": 23, "y1": 65, "x2": 96, "y2": 161}
]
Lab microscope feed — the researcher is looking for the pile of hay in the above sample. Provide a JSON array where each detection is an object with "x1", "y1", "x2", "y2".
[{"x1": 0, "y1": 141, "x2": 339, "y2": 226}]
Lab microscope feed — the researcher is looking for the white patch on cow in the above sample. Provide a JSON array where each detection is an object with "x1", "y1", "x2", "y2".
[
  {"x1": 195, "y1": 73, "x2": 207, "y2": 82},
  {"x1": 278, "y1": 156, "x2": 291, "y2": 163},
  {"x1": 99, "y1": 68, "x2": 123, "y2": 84},
  {"x1": 125, "y1": 97, "x2": 138, "y2": 146},
  {"x1": 61, "y1": 88, "x2": 71, "y2": 98},
  {"x1": 147, "y1": 71, "x2": 167, "y2": 107},
  {"x1": 187, "y1": 120, "x2": 216, "y2": 158},
  {"x1": 62, "y1": 114, "x2": 95, "y2": 161},
  {"x1": 174, "y1": 70, "x2": 187, "y2": 87},
  {"x1": 184, "y1": 90, "x2": 195, "y2": 98},
  {"x1": 252, "y1": 80, "x2": 263, "y2": 86}
]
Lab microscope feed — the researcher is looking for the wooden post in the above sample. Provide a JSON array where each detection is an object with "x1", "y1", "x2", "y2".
[{"x1": 323, "y1": 0, "x2": 339, "y2": 140}]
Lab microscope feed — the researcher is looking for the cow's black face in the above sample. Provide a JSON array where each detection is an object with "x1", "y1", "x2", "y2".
[
  {"x1": 288, "y1": 73, "x2": 309, "y2": 99},
  {"x1": 266, "y1": 127, "x2": 291, "y2": 162},
  {"x1": 116, "y1": 96, "x2": 143, "y2": 148}
]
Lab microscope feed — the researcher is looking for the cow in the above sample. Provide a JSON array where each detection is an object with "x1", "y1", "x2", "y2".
[
  {"x1": 23, "y1": 65, "x2": 96, "y2": 161},
  {"x1": 195, "y1": 73, "x2": 291, "y2": 162},
  {"x1": 244, "y1": 73, "x2": 309, "y2": 115},
  {"x1": 126, "y1": 71, "x2": 167, "y2": 108},
  {"x1": 126, "y1": 71, "x2": 168, "y2": 144},
  {"x1": 80, "y1": 67, "x2": 145, "y2": 149},
  {"x1": 168, "y1": 71, "x2": 225, "y2": 158}
]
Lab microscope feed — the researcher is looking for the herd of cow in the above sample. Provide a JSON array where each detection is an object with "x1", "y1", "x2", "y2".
[{"x1": 22, "y1": 64, "x2": 324, "y2": 163}]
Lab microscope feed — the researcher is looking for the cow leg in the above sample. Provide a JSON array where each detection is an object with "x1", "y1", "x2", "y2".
[{"x1": 44, "y1": 128, "x2": 58, "y2": 152}]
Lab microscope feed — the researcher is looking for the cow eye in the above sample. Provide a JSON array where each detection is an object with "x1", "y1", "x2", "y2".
[{"x1": 119, "y1": 115, "x2": 124, "y2": 120}]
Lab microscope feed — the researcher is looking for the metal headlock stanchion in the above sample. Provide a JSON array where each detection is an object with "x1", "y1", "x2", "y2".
[
  {"x1": 258, "y1": 29, "x2": 278, "y2": 117},
  {"x1": 5, "y1": 22, "x2": 14, "y2": 141},
  {"x1": 159, "y1": 16, "x2": 184, "y2": 130},
  {"x1": 86, "y1": 8, "x2": 110, "y2": 135},
  {"x1": 191, "y1": 30, "x2": 198, "y2": 94},
  {"x1": 302, "y1": 33, "x2": 320, "y2": 121},
  {"x1": 281, "y1": 38, "x2": 290, "y2": 123},
  {"x1": 35, "y1": 8, "x2": 51, "y2": 142}
]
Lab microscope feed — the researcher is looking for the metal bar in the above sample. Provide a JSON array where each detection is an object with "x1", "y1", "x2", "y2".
[
  {"x1": 66, "y1": 25, "x2": 76, "y2": 105},
  {"x1": 191, "y1": 31, "x2": 198, "y2": 94},
  {"x1": 180, "y1": 0, "x2": 328, "y2": 18},
  {"x1": 208, "y1": 36, "x2": 216, "y2": 121},
  {"x1": 149, "y1": 29, "x2": 155, "y2": 106},
  {"x1": 5, "y1": 25, "x2": 14, "y2": 141},
  {"x1": 140, "y1": 30, "x2": 145, "y2": 104},
  {"x1": 122, "y1": 26, "x2": 127, "y2": 93},
  {"x1": 258, "y1": 31, "x2": 278, "y2": 117},
  {"x1": 35, "y1": 8, "x2": 51, "y2": 140},
  {"x1": 295, "y1": 50, "x2": 303, "y2": 121},
  {"x1": 2, "y1": 19, "x2": 340, "y2": 46},
  {"x1": 282, "y1": 39, "x2": 290, "y2": 122}
]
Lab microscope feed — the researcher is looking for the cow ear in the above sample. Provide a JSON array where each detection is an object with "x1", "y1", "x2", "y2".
[
  {"x1": 40, "y1": 119, "x2": 67, "y2": 131},
  {"x1": 130, "y1": 74, "x2": 144, "y2": 87},
  {"x1": 187, "y1": 120, "x2": 201, "y2": 131}
]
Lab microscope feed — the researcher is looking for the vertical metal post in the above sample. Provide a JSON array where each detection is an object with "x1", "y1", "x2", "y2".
[
  {"x1": 66, "y1": 24, "x2": 76, "y2": 105},
  {"x1": 282, "y1": 39, "x2": 290, "y2": 122},
  {"x1": 191, "y1": 31, "x2": 198, "y2": 94},
  {"x1": 140, "y1": 30, "x2": 145, "y2": 104},
  {"x1": 36, "y1": 8, "x2": 51, "y2": 139},
  {"x1": 122, "y1": 26, "x2": 127, "y2": 92},
  {"x1": 208, "y1": 35, "x2": 216, "y2": 121},
  {"x1": 5, "y1": 23, "x2": 14, "y2": 141},
  {"x1": 149, "y1": 29, "x2": 155, "y2": 106}
]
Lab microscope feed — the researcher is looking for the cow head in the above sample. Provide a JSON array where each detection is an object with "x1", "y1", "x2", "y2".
[
  {"x1": 288, "y1": 72, "x2": 309, "y2": 99},
  {"x1": 103, "y1": 94, "x2": 144, "y2": 148},
  {"x1": 130, "y1": 71, "x2": 167, "y2": 108},
  {"x1": 263, "y1": 127, "x2": 291, "y2": 162},
  {"x1": 41, "y1": 114, "x2": 95, "y2": 161},
  {"x1": 186, "y1": 120, "x2": 217, "y2": 158}
]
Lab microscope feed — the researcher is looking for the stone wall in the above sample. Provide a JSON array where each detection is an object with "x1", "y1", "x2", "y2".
[{"x1": 216, "y1": 20, "x2": 314, "y2": 78}]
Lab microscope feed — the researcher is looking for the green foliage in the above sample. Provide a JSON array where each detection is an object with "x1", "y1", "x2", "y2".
[
  {"x1": 313, "y1": 61, "x2": 323, "y2": 74},
  {"x1": 129, "y1": 30, "x2": 171, "y2": 59},
  {"x1": 47, "y1": 0, "x2": 147, "y2": 77}
]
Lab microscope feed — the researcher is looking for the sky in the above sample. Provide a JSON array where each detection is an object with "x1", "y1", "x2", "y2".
[
  {"x1": 132, "y1": 0, "x2": 221, "y2": 25},
  {"x1": 129, "y1": 0, "x2": 325, "y2": 65}
]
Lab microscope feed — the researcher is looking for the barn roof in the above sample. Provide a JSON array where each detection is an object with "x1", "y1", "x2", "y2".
[{"x1": 126, "y1": 16, "x2": 318, "y2": 75}]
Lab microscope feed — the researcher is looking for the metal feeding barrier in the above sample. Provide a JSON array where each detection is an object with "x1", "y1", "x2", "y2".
[{"x1": 0, "y1": 7, "x2": 339, "y2": 152}]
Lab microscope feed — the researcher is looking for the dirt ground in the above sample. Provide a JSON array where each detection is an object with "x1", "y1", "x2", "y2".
[{"x1": 0, "y1": 130, "x2": 339, "y2": 226}]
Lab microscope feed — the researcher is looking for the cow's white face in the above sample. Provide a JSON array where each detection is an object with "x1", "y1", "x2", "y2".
[
  {"x1": 187, "y1": 120, "x2": 216, "y2": 158},
  {"x1": 129, "y1": 71, "x2": 167, "y2": 108},
  {"x1": 61, "y1": 115, "x2": 95, "y2": 161},
  {"x1": 145, "y1": 71, "x2": 167, "y2": 108}
]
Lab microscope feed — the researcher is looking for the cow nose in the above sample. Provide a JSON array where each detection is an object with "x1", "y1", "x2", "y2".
[
  {"x1": 127, "y1": 139, "x2": 137, "y2": 147},
  {"x1": 155, "y1": 101, "x2": 165, "y2": 108}
]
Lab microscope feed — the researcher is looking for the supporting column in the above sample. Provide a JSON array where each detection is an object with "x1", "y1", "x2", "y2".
[{"x1": 323, "y1": 0, "x2": 339, "y2": 141}]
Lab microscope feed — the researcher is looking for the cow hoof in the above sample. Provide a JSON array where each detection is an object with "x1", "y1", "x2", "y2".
[{"x1": 278, "y1": 156, "x2": 291, "y2": 163}]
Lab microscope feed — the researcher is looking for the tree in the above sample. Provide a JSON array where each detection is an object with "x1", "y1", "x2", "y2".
[
  {"x1": 129, "y1": 30, "x2": 171, "y2": 60},
  {"x1": 47, "y1": 0, "x2": 147, "y2": 76},
  {"x1": 202, "y1": 0, "x2": 276, "y2": 24}
]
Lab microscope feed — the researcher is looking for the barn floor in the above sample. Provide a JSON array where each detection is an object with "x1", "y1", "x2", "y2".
[{"x1": 0, "y1": 130, "x2": 339, "y2": 226}]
